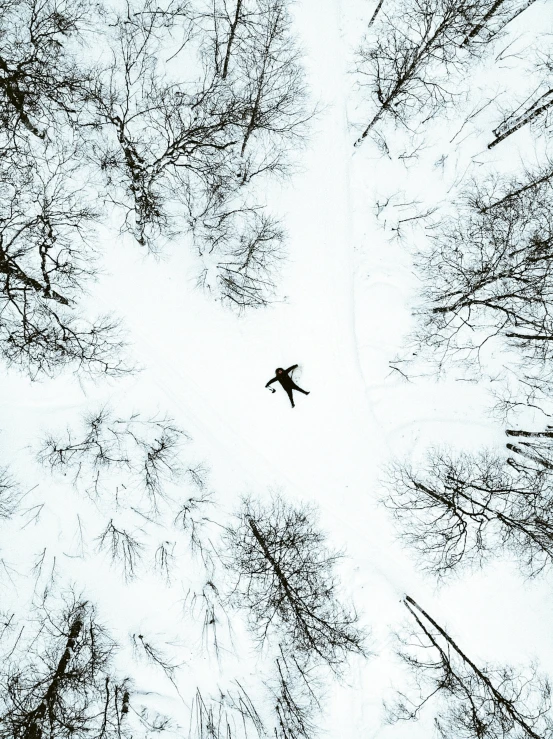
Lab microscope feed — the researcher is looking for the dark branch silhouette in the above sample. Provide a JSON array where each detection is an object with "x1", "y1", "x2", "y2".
[
  {"x1": 354, "y1": 0, "x2": 524, "y2": 145},
  {"x1": 0, "y1": 0, "x2": 95, "y2": 153},
  {"x1": 88, "y1": 0, "x2": 308, "y2": 306},
  {"x1": 413, "y1": 173, "x2": 553, "y2": 402},
  {"x1": 38, "y1": 407, "x2": 186, "y2": 511}
]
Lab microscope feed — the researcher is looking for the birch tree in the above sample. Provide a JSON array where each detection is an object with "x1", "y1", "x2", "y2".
[
  {"x1": 0, "y1": 596, "x2": 131, "y2": 739},
  {"x1": 224, "y1": 495, "x2": 366, "y2": 670},
  {"x1": 389, "y1": 595, "x2": 553, "y2": 739},
  {"x1": 385, "y1": 441, "x2": 553, "y2": 578},
  {"x1": 354, "y1": 0, "x2": 534, "y2": 146}
]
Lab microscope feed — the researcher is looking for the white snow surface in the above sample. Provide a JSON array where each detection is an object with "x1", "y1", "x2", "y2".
[{"x1": 2, "y1": 0, "x2": 553, "y2": 737}]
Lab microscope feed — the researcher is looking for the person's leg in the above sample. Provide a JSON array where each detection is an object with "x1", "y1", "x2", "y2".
[
  {"x1": 292, "y1": 382, "x2": 309, "y2": 395},
  {"x1": 285, "y1": 388, "x2": 295, "y2": 407}
]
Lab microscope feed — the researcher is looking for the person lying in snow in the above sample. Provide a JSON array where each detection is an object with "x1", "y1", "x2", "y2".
[{"x1": 265, "y1": 364, "x2": 310, "y2": 408}]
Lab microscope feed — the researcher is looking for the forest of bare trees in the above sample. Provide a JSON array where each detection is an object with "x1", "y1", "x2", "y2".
[
  {"x1": 0, "y1": 0, "x2": 328, "y2": 718},
  {"x1": 3, "y1": 0, "x2": 553, "y2": 736},
  {"x1": 87, "y1": 0, "x2": 308, "y2": 308},
  {"x1": 353, "y1": 0, "x2": 553, "y2": 734},
  {"x1": 10, "y1": 406, "x2": 366, "y2": 738},
  {"x1": 0, "y1": 0, "x2": 310, "y2": 383}
]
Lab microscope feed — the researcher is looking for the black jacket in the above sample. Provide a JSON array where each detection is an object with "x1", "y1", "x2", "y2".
[{"x1": 266, "y1": 365, "x2": 298, "y2": 390}]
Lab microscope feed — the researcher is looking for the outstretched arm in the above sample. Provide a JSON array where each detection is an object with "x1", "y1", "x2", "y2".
[
  {"x1": 284, "y1": 364, "x2": 298, "y2": 373},
  {"x1": 265, "y1": 376, "x2": 278, "y2": 388}
]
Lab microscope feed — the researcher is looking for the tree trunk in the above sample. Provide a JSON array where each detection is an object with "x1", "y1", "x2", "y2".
[
  {"x1": 481, "y1": 169, "x2": 553, "y2": 212},
  {"x1": 24, "y1": 612, "x2": 84, "y2": 739},
  {"x1": 368, "y1": 0, "x2": 385, "y2": 28},
  {"x1": 488, "y1": 90, "x2": 553, "y2": 149},
  {"x1": 0, "y1": 56, "x2": 46, "y2": 138},
  {"x1": 404, "y1": 596, "x2": 543, "y2": 739},
  {"x1": 222, "y1": 0, "x2": 243, "y2": 80},
  {"x1": 506, "y1": 429, "x2": 553, "y2": 438},
  {"x1": 461, "y1": 0, "x2": 508, "y2": 46},
  {"x1": 0, "y1": 248, "x2": 69, "y2": 305}
]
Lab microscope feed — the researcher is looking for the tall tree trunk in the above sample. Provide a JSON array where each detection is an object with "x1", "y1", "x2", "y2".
[
  {"x1": 488, "y1": 90, "x2": 553, "y2": 149},
  {"x1": 354, "y1": 105, "x2": 387, "y2": 147},
  {"x1": 461, "y1": 0, "x2": 508, "y2": 46},
  {"x1": 368, "y1": 0, "x2": 385, "y2": 28},
  {"x1": 481, "y1": 169, "x2": 553, "y2": 212},
  {"x1": 24, "y1": 612, "x2": 84, "y2": 739},
  {"x1": 404, "y1": 596, "x2": 543, "y2": 739},
  {"x1": 222, "y1": 0, "x2": 243, "y2": 80}
]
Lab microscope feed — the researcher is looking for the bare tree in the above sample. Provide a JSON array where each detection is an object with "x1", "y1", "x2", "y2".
[
  {"x1": 0, "y1": 465, "x2": 19, "y2": 520},
  {"x1": 174, "y1": 491, "x2": 217, "y2": 565},
  {"x1": 133, "y1": 707, "x2": 174, "y2": 737},
  {"x1": 269, "y1": 648, "x2": 320, "y2": 739},
  {"x1": 197, "y1": 209, "x2": 285, "y2": 309},
  {"x1": 388, "y1": 595, "x2": 553, "y2": 738},
  {"x1": 488, "y1": 45, "x2": 553, "y2": 148},
  {"x1": 87, "y1": 0, "x2": 307, "y2": 306},
  {"x1": 0, "y1": 0, "x2": 96, "y2": 154},
  {"x1": 38, "y1": 407, "x2": 186, "y2": 511},
  {"x1": 384, "y1": 444, "x2": 553, "y2": 578},
  {"x1": 0, "y1": 157, "x2": 127, "y2": 378},
  {"x1": 230, "y1": 0, "x2": 308, "y2": 165},
  {"x1": 131, "y1": 632, "x2": 181, "y2": 692},
  {"x1": 478, "y1": 161, "x2": 553, "y2": 213},
  {"x1": 489, "y1": 90, "x2": 553, "y2": 149},
  {"x1": 96, "y1": 519, "x2": 145, "y2": 580},
  {"x1": 459, "y1": 0, "x2": 538, "y2": 46},
  {"x1": 183, "y1": 579, "x2": 233, "y2": 658},
  {"x1": 223, "y1": 495, "x2": 366, "y2": 669},
  {"x1": 354, "y1": 0, "x2": 530, "y2": 146},
  {"x1": 189, "y1": 684, "x2": 265, "y2": 739},
  {"x1": 413, "y1": 173, "x2": 553, "y2": 400},
  {"x1": 0, "y1": 594, "x2": 131, "y2": 739},
  {"x1": 154, "y1": 540, "x2": 176, "y2": 583}
]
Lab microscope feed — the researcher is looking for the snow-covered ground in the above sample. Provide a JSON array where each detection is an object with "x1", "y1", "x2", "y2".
[{"x1": 2, "y1": 0, "x2": 553, "y2": 736}]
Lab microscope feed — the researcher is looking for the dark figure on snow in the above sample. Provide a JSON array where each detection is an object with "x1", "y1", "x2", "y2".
[{"x1": 266, "y1": 365, "x2": 310, "y2": 408}]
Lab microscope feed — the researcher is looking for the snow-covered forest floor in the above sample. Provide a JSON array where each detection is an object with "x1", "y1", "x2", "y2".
[{"x1": 2, "y1": 0, "x2": 553, "y2": 737}]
